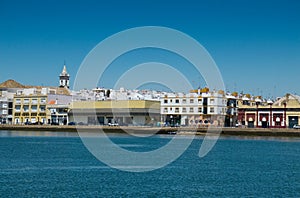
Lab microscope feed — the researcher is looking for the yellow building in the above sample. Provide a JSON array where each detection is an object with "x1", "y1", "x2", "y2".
[
  {"x1": 237, "y1": 94, "x2": 300, "y2": 128},
  {"x1": 69, "y1": 100, "x2": 161, "y2": 126},
  {"x1": 13, "y1": 94, "x2": 48, "y2": 124},
  {"x1": 13, "y1": 87, "x2": 70, "y2": 125}
]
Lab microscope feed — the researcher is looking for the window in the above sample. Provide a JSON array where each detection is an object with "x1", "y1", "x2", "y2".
[
  {"x1": 190, "y1": 99, "x2": 194, "y2": 103},
  {"x1": 23, "y1": 105, "x2": 29, "y2": 112},
  {"x1": 198, "y1": 99, "x2": 202, "y2": 103},
  {"x1": 164, "y1": 99, "x2": 168, "y2": 104},
  {"x1": 210, "y1": 99, "x2": 215, "y2": 104},
  {"x1": 175, "y1": 108, "x2": 179, "y2": 113},
  {"x1": 31, "y1": 105, "x2": 37, "y2": 112},
  {"x1": 182, "y1": 99, "x2": 186, "y2": 103},
  {"x1": 190, "y1": 108, "x2": 194, "y2": 113},
  {"x1": 40, "y1": 98, "x2": 46, "y2": 104},
  {"x1": 40, "y1": 106, "x2": 46, "y2": 112},
  {"x1": 182, "y1": 108, "x2": 187, "y2": 113},
  {"x1": 15, "y1": 99, "x2": 21, "y2": 104},
  {"x1": 164, "y1": 108, "x2": 168, "y2": 113},
  {"x1": 24, "y1": 99, "x2": 29, "y2": 104},
  {"x1": 210, "y1": 107, "x2": 214, "y2": 113},
  {"x1": 32, "y1": 99, "x2": 38, "y2": 104},
  {"x1": 198, "y1": 108, "x2": 202, "y2": 113},
  {"x1": 175, "y1": 99, "x2": 179, "y2": 104}
]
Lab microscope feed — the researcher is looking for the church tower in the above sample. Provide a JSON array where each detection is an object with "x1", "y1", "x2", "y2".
[{"x1": 59, "y1": 64, "x2": 70, "y2": 88}]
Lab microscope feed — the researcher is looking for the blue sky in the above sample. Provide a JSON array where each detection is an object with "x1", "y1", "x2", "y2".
[{"x1": 0, "y1": 0, "x2": 299, "y2": 98}]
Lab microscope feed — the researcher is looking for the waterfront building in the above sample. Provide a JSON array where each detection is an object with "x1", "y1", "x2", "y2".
[
  {"x1": 69, "y1": 100, "x2": 160, "y2": 126},
  {"x1": 47, "y1": 94, "x2": 72, "y2": 125},
  {"x1": 0, "y1": 79, "x2": 26, "y2": 124},
  {"x1": 12, "y1": 87, "x2": 70, "y2": 124},
  {"x1": 160, "y1": 88, "x2": 226, "y2": 127},
  {"x1": 0, "y1": 95, "x2": 9, "y2": 124},
  {"x1": 225, "y1": 92, "x2": 239, "y2": 127},
  {"x1": 237, "y1": 93, "x2": 300, "y2": 128}
]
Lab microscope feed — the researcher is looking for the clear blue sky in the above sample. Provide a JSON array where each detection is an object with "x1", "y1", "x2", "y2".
[{"x1": 0, "y1": 0, "x2": 299, "y2": 98}]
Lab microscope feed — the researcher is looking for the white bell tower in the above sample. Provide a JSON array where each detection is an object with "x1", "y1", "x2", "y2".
[{"x1": 59, "y1": 63, "x2": 70, "y2": 89}]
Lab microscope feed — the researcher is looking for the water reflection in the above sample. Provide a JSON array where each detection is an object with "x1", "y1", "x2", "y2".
[
  {"x1": 0, "y1": 130, "x2": 79, "y2": 137},
  {"x1": 0, "y1": 130, "x2": 300, "y2": 142}
]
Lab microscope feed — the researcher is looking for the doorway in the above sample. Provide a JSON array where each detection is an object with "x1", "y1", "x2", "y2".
[{"x1": 288, "y1": 116, "x2": 298, "y2": 128}]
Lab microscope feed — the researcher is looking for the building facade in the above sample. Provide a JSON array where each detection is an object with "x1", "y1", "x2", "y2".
[
  {"x1": 69, "y1": 100, "x2": 161, "y2": 126},
  {"x1": 237, "y1": 94, "x2": 300, "y2": 128},
  {"x1": 160, "y1": 88, "x2": 227, "y2": 127},
  {"x1": 13, "y1": 91, "x2": 48, "y2": 124},
  {"x1": 0, "y1": 80, "x2": 26, "y2": 124},
  {"x1": 12, "y1": 87, "x2": 70, "y2": 125},
  {"x1": 47, "y1": 94, "x2": 72, "y2": 125}
]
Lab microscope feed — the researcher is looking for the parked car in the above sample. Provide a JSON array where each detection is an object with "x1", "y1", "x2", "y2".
[
  {"x1": 293, "y1": 124, "x2": 300, "y2": 129},
  {"x1": 68, "y1": 122, "x2": 76, "y2": 126},
  {"x1": 108, "y1": 123, "x2": 119, "y2": 126},
  {"x1": 32, "y1": 121, "x2": 44, "y2": 125},
  {"x1": 77, "y1": 122, "x2": 87, "y2": 126}
]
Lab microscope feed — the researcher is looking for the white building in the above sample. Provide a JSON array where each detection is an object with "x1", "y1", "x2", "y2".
[{"x1": 160, "y1": 88, "x2": 226, "y2": 127}]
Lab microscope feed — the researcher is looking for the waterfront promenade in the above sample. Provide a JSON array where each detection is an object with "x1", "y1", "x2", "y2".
[{"x1": 1, "y1": 125, "x2": 300, "y2": 137}]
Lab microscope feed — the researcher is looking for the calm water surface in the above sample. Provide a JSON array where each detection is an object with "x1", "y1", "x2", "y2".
[{"x1": 0, "y1": 130, "x2": 300, "y2": 197}]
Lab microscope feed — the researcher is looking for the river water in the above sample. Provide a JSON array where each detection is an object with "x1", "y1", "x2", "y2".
[{"x1": 0, "y1": 131, "x2": 299, "y2": 197}]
